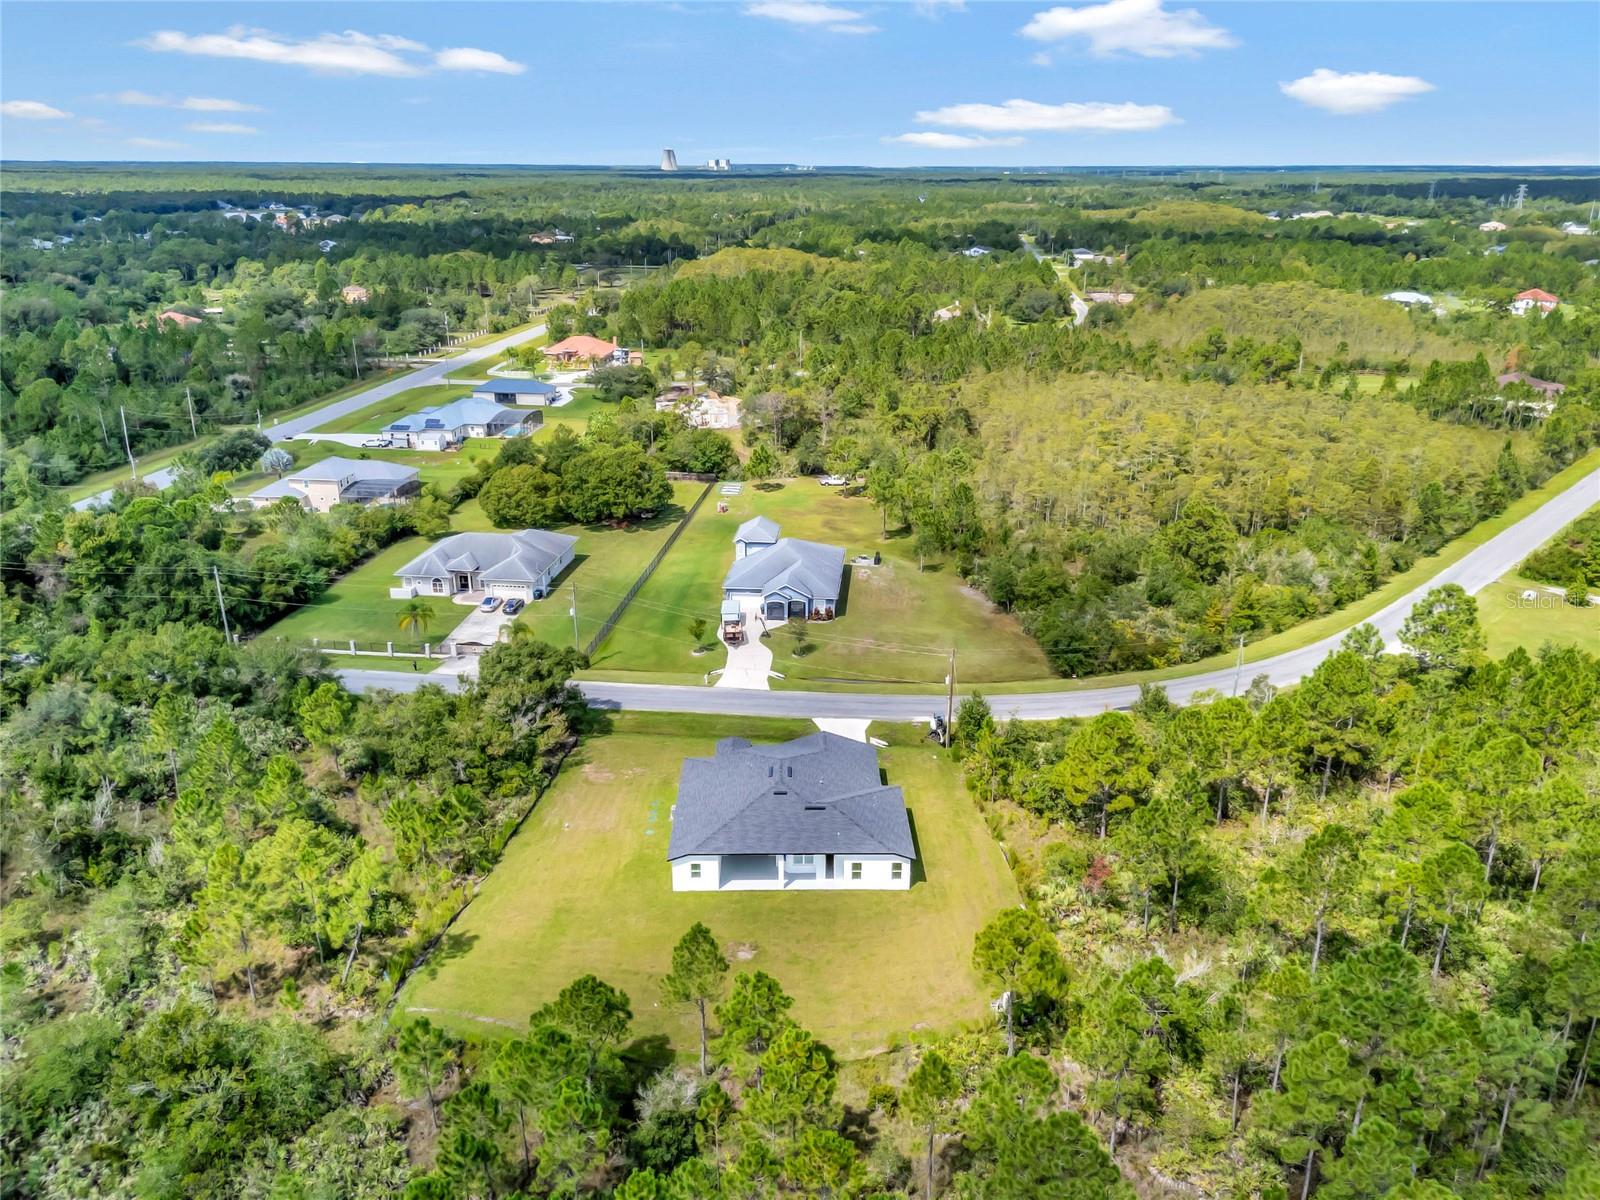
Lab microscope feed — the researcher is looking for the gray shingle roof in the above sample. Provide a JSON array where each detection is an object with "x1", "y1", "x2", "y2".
[
  {"x1": 291, "y1": 456, "x2": 418, "y2": 483},
  {"x1": 667, "y1": 732, "x2": 915, "y2": 860},
  {"x1": 395, "y1": 530, "x2": 577, "y2": 585},
  {"x1": 723, "y1": 538, "x2": 844, "y2": 602},
  {"x1": 735, "y1": 515, "x2": 780, "y2": 544}
]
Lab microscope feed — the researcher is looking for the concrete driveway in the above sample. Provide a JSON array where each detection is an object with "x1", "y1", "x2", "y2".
[
  {"x1": 715, "y1": 598, "x2": 779, "y2": 689},
  {"x1": 434, "y1": 602, "x2": 518, "y2": 675}
]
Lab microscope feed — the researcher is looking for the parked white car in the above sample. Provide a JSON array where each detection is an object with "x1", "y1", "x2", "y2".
[
  {"x1": 361, "y1": 436, "x2": 392, "y2": 448},
  {"x1": 819, "y1": 474, "x2": 847, "y2": 487}
]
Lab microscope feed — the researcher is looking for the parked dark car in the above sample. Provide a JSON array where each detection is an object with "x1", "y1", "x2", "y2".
[{"x1": 503, "y1": 598, "x2": 525, "y2": 616}]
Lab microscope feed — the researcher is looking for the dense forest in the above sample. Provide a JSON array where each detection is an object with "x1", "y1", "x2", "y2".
[{"x1": 2, "y1": 165, "x2": 1598, "y2": 1199}]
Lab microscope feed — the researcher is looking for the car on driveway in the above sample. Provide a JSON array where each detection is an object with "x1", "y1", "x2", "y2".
[
  {"x1": 479, "y1": 597, "x2": 502, "y2": 612},
  {"x1": 503, "y1": 598, "x2": 525, "y2": 616},
  {"x1": 361, "y1": 436, "x2": 392, "y2": 448}
]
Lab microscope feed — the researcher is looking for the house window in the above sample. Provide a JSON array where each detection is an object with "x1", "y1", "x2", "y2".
[
  {"x1": 891, "y1": 862, "x2": 904, "y2": 881},
  {"x1": 850, "y1": 862, "x2": 862, "y2": 881},
  {"x1": 431, "y1": 577, "x2": 444, "y2": 594},
  {"x1": 689, "y1": 863, "x2": 702, "y2": 879},
  {"x1": 792, "y1": 854, "x2": 814, "y2": 866}
]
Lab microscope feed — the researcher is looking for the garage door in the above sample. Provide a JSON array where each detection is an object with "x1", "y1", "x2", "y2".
[{"x1": 491, "y1": 582, "x2": 530, "y2": 599}]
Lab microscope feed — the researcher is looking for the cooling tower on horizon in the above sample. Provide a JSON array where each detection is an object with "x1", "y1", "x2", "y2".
[{"x1": 660, "y1": 148, "x2": 678, "y2": 171}]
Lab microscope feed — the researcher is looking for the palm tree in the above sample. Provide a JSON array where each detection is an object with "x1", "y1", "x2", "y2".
[{"x1": 397, "y1": 600, "x2": 435, "y2": 640}]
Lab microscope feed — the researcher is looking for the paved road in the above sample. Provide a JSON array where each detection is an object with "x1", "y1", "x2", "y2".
[
  {"x1": 72, "y1": 324, "x2": 548, "y2": 510},
  {"x1": 338, "y1": 463, "x2": 1600, "y2": 720}
]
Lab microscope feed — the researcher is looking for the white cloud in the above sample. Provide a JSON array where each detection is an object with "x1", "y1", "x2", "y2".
[
  {"x1": 885, "y1": 131, "x2": 1026, "y2": 148},
  {"x1": 137, "y1": 27, "x2": 512, "y2": 76},
  {"x1": 434, "y1": 46, "x2": 527, "y2": 74},
  {"x1": 913, "y1": 0, "x2": 966, "y2": 15},
  {"x1": 1021, "y1": 0, "x2": 1234, "y2": 57},
  {"x1": 1, "y1": 99, "x2": 72, "y2": 120},
  {"x1": 744, "y1": 1, "x2": 878, "y2": 34},
  {"x1": 915, "y1": 98, "x2": 1177, "y2": 132},
  {"x1": 112, "y1": 90, "x2": 264, "y2": 112},
  {"x1": 126, "y1": 136, "x2": 186, "y2": 149},
  {"x1": 1280, "y1": 68, "x2": 1434, "y2": 114},
  {"x1": 187, "y1": 121, "x2": 258, "y2": 134}
]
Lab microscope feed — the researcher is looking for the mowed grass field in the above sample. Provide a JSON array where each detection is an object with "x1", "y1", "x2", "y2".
[
  {"x1": 1478, "y1": 573, "x2": 1598, "y2": 658},
  {"x1": 226, "y1": 438, "x2": 500, "y2": 498},
  {"x1": 399, "y1": 714, "x2": 1021, "y2": 1058},
  {"x1": 590, "y1": 479, "x2": 1051, "y2": 685},
  {"x1": 262, "y1": 536, "x2": 462, "y2": 651}
]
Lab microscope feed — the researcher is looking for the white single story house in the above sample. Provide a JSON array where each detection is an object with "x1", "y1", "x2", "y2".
[
  {"x1": 1510, "y1": 288, "x2": 1560, "y2": 317},
  {"x1": 383, "y1": 398, "x2": 527, "y2": 450},
  {"x1": 390, "y1": 529, "x2": 577, "y2": 600},
  {"x1": 247, "y1": 456, "x2": 419, "y2": 513},
  {"x1": 472, "y1": 378, "x2": 562, "y2": 406},
  {"x1": 723, "y1": 518, "x2": 844, "y2": 622},
  {"x1": 667, "y1": 732, "x2": 915, "y2": 892}
]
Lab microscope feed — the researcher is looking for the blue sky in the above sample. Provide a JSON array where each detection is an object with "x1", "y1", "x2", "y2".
[{"x1": 1, "y1": 1, "x2": 1595, "y2": 166}]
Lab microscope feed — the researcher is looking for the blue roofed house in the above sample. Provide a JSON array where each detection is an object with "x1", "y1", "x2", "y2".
[
  {"x1": 383, "y1": 398, "x2": 529, "y2": 450},
  {"x1": 390, "y1": 529, "x2": 577, "y2": 601},
  {"x1": 723, "y1": 519, "x2": 844, "y2": 622},
  {"x1": 471, "y1": 378, "x2": 562, "y2": 406},
  {"x1": 667, "y1": 732, "x2": 915, "y2": 891}
]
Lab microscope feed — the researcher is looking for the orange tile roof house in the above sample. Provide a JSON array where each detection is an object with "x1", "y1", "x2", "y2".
[
  {"x1": 1510, "y1": 288, "x2": 1560, "y2": 316},
  {"x1": 544, "y1": 334, "x2": 622, "y2": 364},
  {"x1": 340, "y1": 285, "x2": 371, "y2": 304},
  {"x1": 156, "y1": 309, "x2": 202, "y2": 329}
]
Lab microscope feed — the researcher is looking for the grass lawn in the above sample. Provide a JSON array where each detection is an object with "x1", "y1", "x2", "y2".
[
  {"x1": 452, "y1": 481, "x2": 708, "y2": 653},
  {"x1": 1477, "y1": 573, "x2": 1598, "y2": 659},
  {"x1": 399, "y1": 713, "x2": 1021, "y2": 1058},
  {"x1": 252, "y1": 479, "x2": 703, "y2": 655},
  {"x1": 591, "y1": 479, "x2": 1051, "y2": 686},
  {"x1": 260, "y1": 538, "x2": 464, "y2": 653},
  {"x1": 314, "y1": 384, "x2": 471, "y2": 435}
]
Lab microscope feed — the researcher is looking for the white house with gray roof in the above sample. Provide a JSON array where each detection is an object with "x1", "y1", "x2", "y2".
[
  {"x1": 383, "y1": 398, "x2": 528, "y2": 450},
  {"x1": 723, "y1": 519, "x2": 844, "y2": 621},
  {"x1": 390, "y1": 529, "x2": 577, "y2": 601},
  {"x1": 246, "y1": 456, "x2": 418, "y2": 513},
  {"x1": 667, "y1": 732, "x2": 915, "y2": 891}
]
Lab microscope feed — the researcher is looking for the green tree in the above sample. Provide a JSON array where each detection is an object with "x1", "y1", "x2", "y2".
[
  {"x1": 532, "y1": 974, "x2": 632, "y2": 1087},
  {"x1": 397, "y1": 599, "x2": 435, "y2": 640},
  {"x1": 904, "y1": 1049, "x2": 960, "y2": 1199},
  {"x1": 661, "y1": 923, "x2": 730, "y2": 1076},
  {"x1": 1254, "y1": 1031, "x2": 1364, "y2": 1200},
  {"x1": 745, "y1": 440, "x2": 780, "y2": 481},
  {"x1": 1050, "y1": 711, "x2": 1154, "y2": 837},
  {"x1": 743, "y1": 1025, "x2": 838, "y2": 1145},
  {"x1": 478, "y1": 462, "x2": 563, "y2": 528},
  {"x1": 1319, "y1": 1116, "x2": 1422, "y2": 1200},
  {"x1": 972, "y1": 907, "x2": 1068, "y2": 1057},
  {"x1": 714, "y1": 970, "x2": 796, "y2": 1071},
  {"x1": 1259, "y1": 823, "x2": 1364, "y2": 973},
  {"x1": 1399, "y1": 584, "x2": 1485, "y2": 674},
  {"x1": 1116, "y1": 776, "x2": 1211, "y2": 933},
  {"x1": 394, "y1": 1017, "x2": 458, "y2": 1132}
]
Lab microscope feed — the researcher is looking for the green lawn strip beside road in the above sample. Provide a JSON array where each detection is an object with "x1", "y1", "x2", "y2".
[
  {"x1": 64, "y1": 370, "x2": 407, "y2": 503},
  {"x1": 588, "y1": 478, "x2": 1052, "y2": 685},
  {"x1": 398, "y1": 713, "x2": 1020, "y2": 1058},
  {"x1": 311, "y1": 383, "x2": 470, "y2": 435},
  {"x1": 1478, "y1": 572, "x2": 1598, "y2": 659}
]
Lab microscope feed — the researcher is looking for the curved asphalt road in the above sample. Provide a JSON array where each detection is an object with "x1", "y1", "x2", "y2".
[
  {"x1": 338, "y1": 464, "x2": 1600, "y2": 720},
  {"x1": 73, "y1": 323, "x2": 547, "y2": 510}
]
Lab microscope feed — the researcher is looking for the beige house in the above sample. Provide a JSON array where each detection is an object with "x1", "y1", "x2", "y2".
[{"x1": 247, "y1": 457, "x2": 419, "y2": 513}]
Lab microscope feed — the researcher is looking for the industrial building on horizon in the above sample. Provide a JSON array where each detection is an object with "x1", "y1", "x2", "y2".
[{"x1": 660, "y1": 148, "x2": 678, "y2": 171}]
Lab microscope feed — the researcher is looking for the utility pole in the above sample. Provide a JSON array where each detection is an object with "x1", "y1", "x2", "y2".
[
  {"x1": 944, "y1": 649, "x2": 957, "y2": 748},
  {"x1": 185, "y1": 387, "x2": 197, "y2": 437},
  {"x1": 212, "y1": 565, "x2": 232, "y2": 643},
  {"x1": 1231, "y1": 633, "x2": 1246, "y2": 697},
  {"x1": 256, "y1": 408, "x2": 262, "y2": 431},
  {"x1": 119, "y1": 406, "x2": 136, "y2": 479},
  {"x1": 569, "y1": 582, "x2": 580, "y2": 650}
]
